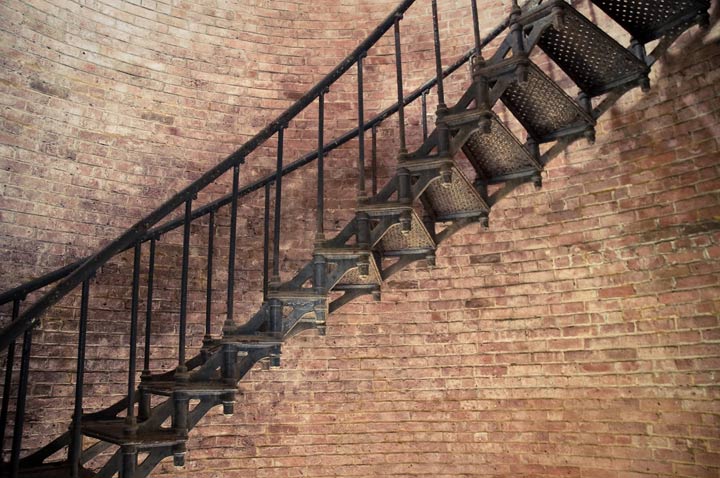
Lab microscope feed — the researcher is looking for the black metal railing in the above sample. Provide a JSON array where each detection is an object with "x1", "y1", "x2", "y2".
[{"x1": 0, "y1": 1, "x2": 519, "y2": 474}]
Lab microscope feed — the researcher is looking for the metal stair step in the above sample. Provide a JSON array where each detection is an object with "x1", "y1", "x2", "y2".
[
  {"x1": 213, "y1": 333, "x2": 282, "y2": 349},
  {"x1": 139, "y1": 379, "x2": 237, "y2": 398},
  {"x1": 590, "y1": 0, "x2": 710, "y2": 44},
  {"x1": 501, "y1": 61, "x2": 595, "y2": 143},
  {"x1": 81, "y1": 418, "x2": 185, "y2": 448},
  {"x1": 522, "y1": 0, "x2": 649, "y2": 96},
  {"x1": 461, "y1": 113, "x2": 542, "y2": 184}
]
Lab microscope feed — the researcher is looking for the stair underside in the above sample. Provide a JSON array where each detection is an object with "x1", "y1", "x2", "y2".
[
  {"x1": 528, "y1": 0, "x2": 649, "y2": 96},
  {"x1": 420, "y1": 165, "x2": 489, "y2": 222},
  {"x1": 82, "y1": 419, "x2": 184, "y2": 448},
  {"x1": 501, "y1": 61, "x2": 594, "y2": 143},
  {"x1": 461, "y1": 113, "x2": 541, "y2": 183},
  {"x1": 591, "y1": 0, "x2": 710, "y2": 43}
]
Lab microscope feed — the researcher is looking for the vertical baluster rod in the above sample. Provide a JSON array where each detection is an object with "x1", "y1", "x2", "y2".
[
  {"x1": 0, "y1": 299, "x2": 20, "y2": 459},
  {"x1": 393, "y1": 15, "x2": 407, "y2": 154},
  {"x1": 470, "y1": 0, "x2": 482, "y2": 55},
  {"x1": 316, "y1": 91, "x2": 326, "y2": 242},
  {"x1": 142, "y1": 238, "x2": 156, "y2": 377},
  {"x1": 431, "y1": 0, "x2": 446, "y2": 109},
  {"x1": 176, "y1": 199, "x2": 192, "y2": 380},
  {"x1": 371, "y1": 124, "x2": 378, "y2": 197},
  {"x1": 225, "y1": 164, "x2": 240, "y2": 331},
  {"x1": 263, "y1": 182, "x2": 271, "y2": 300},
  {"x1": 9, "y1": 328, "x2": 32, "y2": 478},
  {"x1": 70, "y1": 279, "x2": 90, "y2": 478},
  {"x1": 271, "y1": 127, "x2": 285, "y2": 285},
  {"x1": 357, "y1": 53, "x2": 367, "y2": 198},
  {"x1": 421, "y1": 91, "x2": 428, "y2": 142},
  {"x1": 204, "y1": 211, "x2": 215, "y2": 341},
  {"x1": 126, "y1": 243, "x2": 142, "y2": 433}
]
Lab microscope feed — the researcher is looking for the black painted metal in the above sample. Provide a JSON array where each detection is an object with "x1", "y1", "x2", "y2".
[
  {"x1": 471, "y1": 0, "x2": 482, "y2": 55},
  {"x1": 0, "y1": 299, "x2": 19, "y2": 459},
  {"x1": 225, "y1": 164, "x2": 240, "y2": 331},
  {"x1": 371, "y1": 125, "x2": 378, "y2": 197},
  {"x1": 272, "y1": 127, "x2": 285, "y2": 284},
  {"x1": 357, "y1": 54, "x2": 367, "y2": 198},
  {"x1": 9, "y1": 329, "x2": 31, "y2": 478},
  {"x1": 176, "y1": 200, "x2": 192, "y2": 380},
  {"x1": 421, "y1": 91, "x2": 428, "y2": 142},
  {"x1": 205, "y1": 211, "x2": 215, "y2": 340},
  {"x1": 142, "y1": 238, "x2": 156, "y2": 376},
  {"x1": 431, "y1": 0, "x2": 446, "y2": 109},
  {"x1": 126, "y1": 244, "x2": 142, "y2": 433},
  {"x1": 394, "y1": 16, "x2": 407, "y2": 154},
  {"x1": 316, "y1": 92, "x2": 326, "y2": 242},
  {"x1": 70, "y1": 279, "x2": 90, "y2": 478},
  {"x1": 263, "y1": 183, "x2": 271, "y2": 300},
  {"x1": 0, "y1": 0, "x2": 420, "y2": 351}
]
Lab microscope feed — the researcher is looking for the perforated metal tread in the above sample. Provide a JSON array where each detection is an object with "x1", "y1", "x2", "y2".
[
  {"x1": 530, "y1": 0, "x2": 649, "y2": 96},
  {"x1": 591, "y1": 0, "x2": 709, "y2": 43},
  {"x1": 82, "y1": 418, "x2": 185, "y2": 448},
  {"x1": 461, "y1": 113, "x2": 541, "y2": 183},
  {"x1": 374, "y1": 210, "x2": 435, "y2": 256},
  {"x1": 501, "y1": 61, "x2": 594, "y2": 143},
  {"x1": 423, "y1": 166, "x2": 490, "y2": 221},
  {"x1": 140, "y1": 379, "x2": 237, "y2": 397}
]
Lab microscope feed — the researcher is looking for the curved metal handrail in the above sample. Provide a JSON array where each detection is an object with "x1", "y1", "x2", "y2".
[{"x1": 0, "y1": 0, "x2": 515, "y2": 350}]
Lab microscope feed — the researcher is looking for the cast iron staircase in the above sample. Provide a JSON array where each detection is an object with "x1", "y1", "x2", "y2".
[{"x1": 0, "y1": 0, "x2": 710, "y2": 476}]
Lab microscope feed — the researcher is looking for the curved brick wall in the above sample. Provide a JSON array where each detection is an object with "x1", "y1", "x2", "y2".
[{"x1": 1, "y1": 0, "x2": 719, "y2": 476}]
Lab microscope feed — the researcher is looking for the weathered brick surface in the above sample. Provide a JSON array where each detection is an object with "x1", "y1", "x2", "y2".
[{"x1": 1, "y1": 0, "x2": 719, "y2": 476}]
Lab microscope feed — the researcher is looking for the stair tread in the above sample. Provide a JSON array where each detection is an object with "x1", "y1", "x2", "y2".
[
  {"x1": 501, "y1": 61, "x2": 594, "y2": 143},
  {"x1": 82, "y1": 418, "x2": 184, "y2": 447},
  {"x1": 267, "y1": 288, "x2": 327, "y2": 300},
  {"x1": 591, "y1": 0, "x2": 709, "y2": 43},
  {"x1": 314, "y1": 245, "x2": 371, "y2": 257},
  {"x1": 525, "y1": 0, "x2": 648, "y2": 96},
  {"x1": 422, "y1": 165, "x2": 489, "y2": 221},
  {"x1": 357, "y1": 201, "x2": 413, "y2": 215},
  {"x1": 215, "y1": 333, "x2": 282, "y2": 347},
  {"x1": 462, "y1": 113, "x2": 541, "y2": 182},
  {"x1": 140, "y1": 379, "x2": 237, "y2": 396}
]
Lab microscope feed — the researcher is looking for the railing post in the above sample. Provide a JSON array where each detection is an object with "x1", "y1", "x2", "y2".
[
  {"x1": 176, "y1": 199, "x2": 192, "y2": 381},
  {"x1": 432, "y1": 0, "x2": 450, "y2": 156},
  {"x1": 271, "y1": 126, "x2": 285, "y2": 285},
  {"x1": 125, "y1": 243, "x2": 142, "y2": 435},
  {"x1": 316, "y1": 89, "x2": 327, "y2": 243},
  {"x1": 357, "y1": 53, "x2": 367, "y2": 199},
  {"x1": 10, "y1": 328, "x2": 32, "y2": 478},
  {"x1": 224, "y1": 164, "x2": 240, "y2": 332},
  {"x1": 0, "y1": 299, "x2": 20, "y2": 460},
  {"x1": 371, "y1": 124, "x2": 378, "y2": 197},
  {"x1": 263, "y1": 183, "x2": 271, "y2": 301},
  {"x1": 421, "y1": 91, "x2": 428, "y2": 142},
  {"x1": 70, "y1": 279, "x2": 90, "y2": 478},
  {"x1": 139, "y1": 237, "x2": 156, "y2": 420},
  {"x1": 204, "y1": 211, "x2": 215, "y2": 345},
  {"x1": 470, "y1": 0, "x2": 492, "y2": 134},
  {"x1": 510, "y1": 0, "x2": 528, "y2": 82},
  {"x1": 393, "y1": 14, "x2": 407, "y2": 156}
]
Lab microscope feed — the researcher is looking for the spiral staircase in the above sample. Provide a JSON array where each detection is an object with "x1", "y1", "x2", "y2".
[{"x1": 0, "y1": 0, "x2": 711, "y2": 477}]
